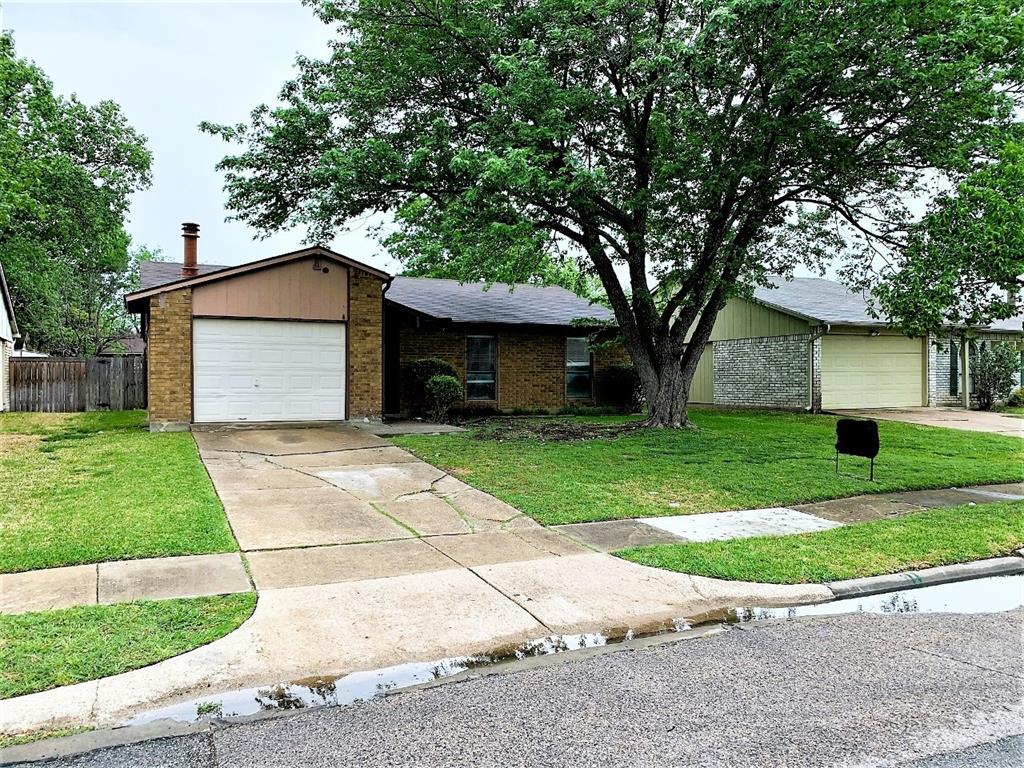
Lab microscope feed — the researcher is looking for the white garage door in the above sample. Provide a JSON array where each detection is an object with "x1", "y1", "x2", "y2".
[
  {"x1": 821, "y1": 335, "x2": 924, "y2": 409},
  {"x1": 193, "y1": 318, "x2": 345, "y2": 423}
]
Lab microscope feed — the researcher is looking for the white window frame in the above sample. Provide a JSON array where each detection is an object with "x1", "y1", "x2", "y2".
[
  {"x1": 466, "y1": 334, "x2": 497, "y2": 401},
  {"x1": 565, "y1": 336, "x2": 593, "y2": 400}
]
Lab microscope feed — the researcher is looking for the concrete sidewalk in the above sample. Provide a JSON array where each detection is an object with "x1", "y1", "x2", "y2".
[
  {"x1": 0, "y1": 554, "x2": 251, "y2": 615},
  {"x1": 556, "y1": 482, "x2": 1024, "y2": 552}
]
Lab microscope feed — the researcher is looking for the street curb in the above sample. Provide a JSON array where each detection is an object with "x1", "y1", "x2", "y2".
[
  {"x1": 825, "y1": 555, "x2": 1024, "y2": 598},
  {"x1": 0, "y1": 623, "x2": 728, "y2": 765}
]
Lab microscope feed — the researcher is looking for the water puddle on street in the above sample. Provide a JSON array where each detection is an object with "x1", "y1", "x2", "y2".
[
  {"x1": 120, "y1": 632, "x2": 620, "y2": 727},
  {"x1": 120, "y1": 575, "x2": 1021, "y2": 729},
  {"x1": 726, "y1": 574, "x2": 1024, "y2": 623}
]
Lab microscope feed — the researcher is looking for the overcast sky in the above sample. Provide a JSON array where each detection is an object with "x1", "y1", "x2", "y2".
[
  {"x1": 3, "y1": 0, "x2": 398, "y2": 273},
  {"x1": 4, "y1": 1, "x2": 833, "y2": 284}
]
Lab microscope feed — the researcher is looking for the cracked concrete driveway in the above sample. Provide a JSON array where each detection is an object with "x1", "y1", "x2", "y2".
[
  {"x1": 195, "y1": 425, "x2": 543, "y2": 563},
  {"x1": 0, "y1": 426, "x2": 828, "y2": 738}
]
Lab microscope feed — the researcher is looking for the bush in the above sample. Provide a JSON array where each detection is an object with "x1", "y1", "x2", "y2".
[
  {"x1": 973, "y1": 342, "x2": 1019, "y2": 410},
  {"x1": 404, "y1": 357, "x2": 459, "y2": 415},
  {"x1": 1008, "y1": 387, "x2": 1024, "y2": 408},
  {"x1": 597, "y1": 363, "x2": 643, "y2": 413},
  {"x1": 425, "y1": 375, "x2": 462, "y2": 423}
]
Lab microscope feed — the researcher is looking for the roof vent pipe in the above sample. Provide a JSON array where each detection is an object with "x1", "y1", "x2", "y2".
[{"x1": 181, "y1": 222, "x2": 200, "y2": 277}]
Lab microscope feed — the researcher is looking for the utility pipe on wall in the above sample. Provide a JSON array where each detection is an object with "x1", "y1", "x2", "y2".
[
  {"x1": 807, "y1": 324, "x2": 830, "y2": 412},
  {"x1": 961, "y1": 336, "x2": 971, "y2": 409}
]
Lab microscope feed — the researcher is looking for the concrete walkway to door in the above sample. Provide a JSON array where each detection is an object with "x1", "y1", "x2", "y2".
[
  {"x1": 0, "y1": 425, "x2": 827, "y2": 738},
  {"x1": 834, "y1": 407, "x2": 1023, "y2": 437}
]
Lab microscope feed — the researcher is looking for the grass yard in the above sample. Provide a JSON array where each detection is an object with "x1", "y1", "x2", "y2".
[
  {"x1": 0, "y1": 592, "x2": 257, "y2": 699},
  {"x1": 0, "y1": 411, "x2": 236, "y2": 573},
  {"x1": 616, "y1": 501, "x2": 1024, "y2": 584},
  {"x1": 394, "y1": 410, "x2": 1024, "y2": 525}
]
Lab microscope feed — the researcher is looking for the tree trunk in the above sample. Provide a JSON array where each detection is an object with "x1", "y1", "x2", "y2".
[{"x1": 639, "y1": 355, "x2": 691, "y2": 428}]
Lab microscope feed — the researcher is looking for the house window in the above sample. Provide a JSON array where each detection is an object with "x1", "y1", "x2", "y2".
[
  {"x1": 566, "y1": 337, "x2": 593, "y2": 399},
  {"x1": 466, "y1": 335, "x2": 496, "y2": 401}
]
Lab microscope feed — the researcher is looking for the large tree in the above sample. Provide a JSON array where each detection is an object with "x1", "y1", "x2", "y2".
[
  {"x1": 0, "y1": 32, "x2": 151, "y2": 355},
  {"x1": 204, "y1": 0, "x2": 1023, "y2": 426}
]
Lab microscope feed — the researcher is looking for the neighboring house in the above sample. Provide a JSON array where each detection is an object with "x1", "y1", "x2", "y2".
[
  {"x1": 98, "y1": 334, "x2": 146, "y2": 356},
  {"x1": 683, "y1": 277, "x2": 1023, "y2": 411},
  {"x1": 125, "y1": 224, "x2": 618, "y2": 429},
  {"x1": 0, "y1": 260, "x2": 21, "y2": 412}
]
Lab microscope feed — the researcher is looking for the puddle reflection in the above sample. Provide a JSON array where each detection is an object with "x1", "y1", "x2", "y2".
[
  {"x1": 122, "y1": 632, "x2": 635, "y2": 727},
  {"x1": 730, "y1": 573, "x2": 1023, "y2": 623},
  {"x1": 121, "y1": 575, "x2": 1021, "y2": 728}
]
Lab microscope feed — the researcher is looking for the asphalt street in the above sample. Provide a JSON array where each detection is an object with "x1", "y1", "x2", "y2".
[{"x1": 7, "y1": 610, "x2": 1023, "y2": 768}]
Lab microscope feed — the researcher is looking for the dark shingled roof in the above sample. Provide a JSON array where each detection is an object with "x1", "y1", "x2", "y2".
[
  {"x1": 385, "y1": 276, "x2": 614, "y2": 326},
  {"x1": 138, "y1": 261, "x2": 229, "y2": 290},
  {"x1": 137, "y1": 263, "x2": 613, "y2": 327},
  {"x1": 754, "y1": 276, "x2": 1022, "y2": 333}
]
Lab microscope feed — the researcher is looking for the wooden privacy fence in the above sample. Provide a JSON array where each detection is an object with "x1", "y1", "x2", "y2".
[{"x1": 10, "y1": 356, "x2": 146, "y2": 412}]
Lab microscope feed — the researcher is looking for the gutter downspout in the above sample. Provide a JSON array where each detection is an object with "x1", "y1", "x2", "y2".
[
  {"x1": 381, "y1": 276, "x2": 395, "y2": 420},
  {"x1": 960, "y1": 333, "x2": 971, "y2": 409},
  {"x1": 807, "y1": 324, "x2": 830, "y2": 412}
]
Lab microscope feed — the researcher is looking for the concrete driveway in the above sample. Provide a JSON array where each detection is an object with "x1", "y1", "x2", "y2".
[
  {"x1": 1, "y1": 425, "x2": 826, "y2": 737},
  {"x1": 834, "y1": 407, "x2": 1024, "y2": 437}
]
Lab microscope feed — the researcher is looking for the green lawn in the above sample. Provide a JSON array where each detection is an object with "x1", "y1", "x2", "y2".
[
  {"x1": 0, "y1": 593, "x2": 257, "y2": 699},
  {"x1": 394, "y1": 410, "x2": 1024, "y2": 525},
  {"x1": 616, "y1": 501, "x2": 1024, "y2": 584},
  {"x1": 0, "y1": 411, "x2": 237, "y2": 573}
]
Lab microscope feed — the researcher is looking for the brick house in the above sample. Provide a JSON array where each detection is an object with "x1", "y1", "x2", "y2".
[
  {"x1": 126, "y1": 226, "x2": 1023, "y2": 429},
  {"x1": 384, "y1": 277, "x2": 626, "y2": 414},
  {"x1": 0, "y1": 260, "x2": 20, "y2": 412},
  {"x1": 125, "y1": 225, "x2": 619, "y2": 430},
  {"x1": 682, "y1": 276, "x2": 1023, "y2": 411}
]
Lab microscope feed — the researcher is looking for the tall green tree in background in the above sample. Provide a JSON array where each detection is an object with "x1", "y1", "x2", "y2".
[
  {"x1": 205, "y1": 0, "x2": 1023, "y2": 426},
  {"x1": 864, "y1": 137, "x2": 1024, "y2": 337},
  {"x1": 0, "y1": 32, "x2": 152, "y2": 355}
]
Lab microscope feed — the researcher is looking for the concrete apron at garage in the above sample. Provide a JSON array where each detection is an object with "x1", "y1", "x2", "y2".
[
  {"x1": 833, "y1": 407, "x2": 1024, "y2": 437},
  {"x1": 0, "y1": 426, "x2": 827, "y2": 738}
]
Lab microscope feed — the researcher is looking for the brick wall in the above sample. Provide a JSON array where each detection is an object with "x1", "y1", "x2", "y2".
[
  {"x1": 396, "y1": 316, "x2": 625, "y2": 413},
  {"x1": 147, "y1": 288, "x2": 192, "y2": 426},
  {"x1": 713, "y1": 334, "x2": 811, "y2": 409},
  {"x1": 497, "y1": 330, "x2": 566, "y2": 409},
  {"x1": 1, "y1": 339, "x2": 10, "y2": 411},
  {"x1": 347, "y1": 268, "x2": 385, "y2": 419}
]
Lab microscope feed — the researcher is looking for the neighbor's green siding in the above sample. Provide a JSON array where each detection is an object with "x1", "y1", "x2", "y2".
[
  {"x1": 686, "y1": 297, "x2": 809, "y2": 342},
  {"x1": 689, "y1": 345, "x2": 714, "y2": 403}
]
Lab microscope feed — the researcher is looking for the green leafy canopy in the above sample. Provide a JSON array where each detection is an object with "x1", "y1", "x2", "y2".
[
  {"x1": 1, "y1": 32, "x2": 152, "y2": 354},
  {"x1": 203, "y1": 0, "x2": 1023, "y2": 423}
]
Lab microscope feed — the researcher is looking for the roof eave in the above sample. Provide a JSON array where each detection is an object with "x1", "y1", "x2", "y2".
[
  {"x1": 124, "y1": 246, "x2": 391, "y2": 303},
  {"x1": 745, "y1": 293, "x2": 821, "y2": 324}
]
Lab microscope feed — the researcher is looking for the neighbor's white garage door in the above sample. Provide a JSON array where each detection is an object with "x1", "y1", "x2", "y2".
[
  {"x1": 821, "y1": 334, "x2": 923, "y2": 409},
  {"x1": 193, "y1": 318, "x2": 345, "y2": 423}
]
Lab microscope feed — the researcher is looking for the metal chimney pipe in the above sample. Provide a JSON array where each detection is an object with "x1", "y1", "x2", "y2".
[{"x1": 181, "y1": 222, "x2": 200, "y2": 277}]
